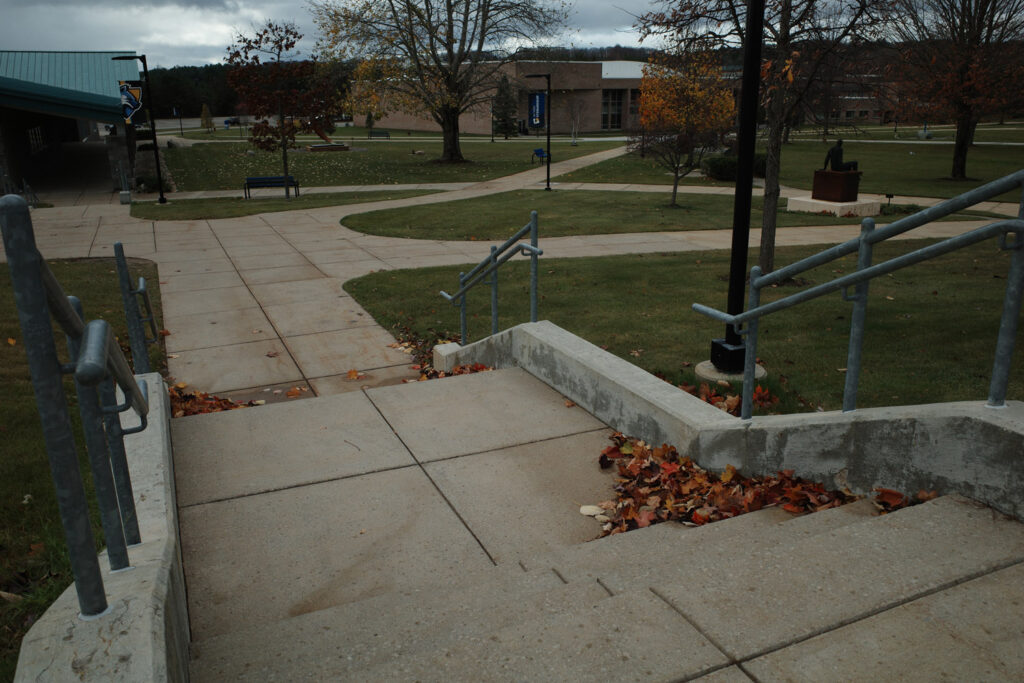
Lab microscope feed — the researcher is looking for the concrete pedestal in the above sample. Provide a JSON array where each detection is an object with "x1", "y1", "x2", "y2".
[{"x1": 786, "y1": 196, "x2": 880, "y2": 217}]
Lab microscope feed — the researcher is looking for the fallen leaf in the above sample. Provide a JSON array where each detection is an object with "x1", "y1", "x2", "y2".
[
  {"x1": 0, "y1": 590, "x2": 23, "y2": 603},
  {"x1": 579, "y1": 505, "x2": 604, "y2": 517},
  {"x1": 285, "y1": 387, "x2": 302, "y2": 398},
  {"x1": 346, "y1": 369, "x2": 361, "y2": 380},
  {"x1": 158, "y1": 329, "x2": 172, "y2": 337},
  {"x1": 564, "y1": 399, "x2": 576, "y2": 408},
  {"x1": 6, "y1": 337, "x2": 15, "y2": 346},
  {"x1": 174, "y1": 382, "x2": 188, "y2": 389},
  {"x1": 167, "y1": 353, "x2": 179, "y2": 359},
  {"x1": 265, "y1": 351, "x2": 280, "y2": 358}
]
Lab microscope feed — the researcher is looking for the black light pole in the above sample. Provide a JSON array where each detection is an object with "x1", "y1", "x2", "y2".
[
  {"x1": 490, "y1": 96, "x2": 495, "y2": 143},
  {"x1": 709, "y1": 0, "x2": 766, "y2": 372},
  {"x1": 112, "y1": 54, "x2": 166, "y2": 204},
  {"x1": 525, "y1": 73, "x2": 552, "y2": 190}
]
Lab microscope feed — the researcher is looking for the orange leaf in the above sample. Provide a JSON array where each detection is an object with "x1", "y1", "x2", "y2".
[
  {"x1": 721, "y1": 464, "x2": 738, "y2": 483},
  {"x1": 6, "y1": 337, "x2": 15, "y2": 346},
  {"x1": 346, "y1": 369, "x2": 360, "y2": 380},
  {"x1": 285, "y1": 387, "x2": 302, "y2": 398},
  {"x1": 159, "y1": 329, "x2": 172, "y2": 337}
]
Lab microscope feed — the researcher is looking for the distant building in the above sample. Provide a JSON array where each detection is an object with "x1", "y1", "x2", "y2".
[
  {"x1": 0, "y1": 51, "x2": 140, "y2": 193},
  {"x1": 375, "y1": 60, "x2": 645, "y2": 136}
]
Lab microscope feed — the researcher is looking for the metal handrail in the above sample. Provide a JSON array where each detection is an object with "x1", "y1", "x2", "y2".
[
  {"x1": 1, "y1": 194, "x2": 149, "y2": 618},
  {"x1": 440, "y1": 211, "x2": 542, "y2": 343},
  {"x1": 115, "y1": 242, "x2": 160, "y2": 374},
  {"x1": 693, "y1": 169, "x2": 1024, "y2": 420}
]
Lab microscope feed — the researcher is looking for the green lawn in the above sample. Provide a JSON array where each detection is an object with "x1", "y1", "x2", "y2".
[
  {"x1": 345, "y1": 240, "x2": 1022, "y2": 413},
  {"x1": 0, "y1": 259, "x2": 164, "y2": 680},
  {"x1": 556, "y1": 141, "x2": 1023, "y2": 202},
  {"x1": 164, "y1": 139, "x2": 621, "y2": 191},
  {"x1": 341, "y1": 189, "x2": 1000, "y2": 241},
  {"x1": 131, "y1": 189, "x2": 437, "y2": 220}
]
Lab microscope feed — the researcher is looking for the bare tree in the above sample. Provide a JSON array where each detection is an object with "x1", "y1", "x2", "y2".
[
  {"x1": 312, "y1": 0, "x2": 568, "y2": 162},
  {"x1": 638, "y1": 0, "x2": 888, "y2": 273},
  {"x1": 885, "y1": 0, "x2": 1024, "y2": 179}
]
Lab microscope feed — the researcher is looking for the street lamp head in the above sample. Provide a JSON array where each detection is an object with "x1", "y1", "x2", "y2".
[{"x1": 111, "y1": 54, "x2": 147, "y2": 66}]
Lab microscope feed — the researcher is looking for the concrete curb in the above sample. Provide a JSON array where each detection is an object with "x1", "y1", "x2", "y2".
[
  {"x1": 16, "y1": 374, "x2": 189, "y2": 682},
  {"x1": 436, "y1": 322, "x2": 1024, "y2": 519}
]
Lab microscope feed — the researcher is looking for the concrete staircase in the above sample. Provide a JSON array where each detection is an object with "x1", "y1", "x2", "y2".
[{"x1": 173, "y1": 369, "x2": 1024, "y2": 681}]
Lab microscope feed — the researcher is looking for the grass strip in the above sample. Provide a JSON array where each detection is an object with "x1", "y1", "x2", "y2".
[
  {"x1": 341, "y1": 189, "x2": 1000, "y2": 241},
  {"x1": 556, "y1": 142, "x2": 1023, "y2": 202},
  {"x1": 164, "y1": 139, "x2": 621, "y2": 191}
]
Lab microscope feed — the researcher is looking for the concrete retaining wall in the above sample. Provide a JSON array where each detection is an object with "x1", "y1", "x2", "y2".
[
  {"x1": 436, "y1": 321, "x2": 1024, "y2": 519},
  {"x1": 16, "y1": 374, "x2": 189, "y2": 682}
]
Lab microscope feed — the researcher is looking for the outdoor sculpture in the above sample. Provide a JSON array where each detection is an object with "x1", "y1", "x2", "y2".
[{"x1": 822, "y1": 139, "x2": 858, "y2": 172}]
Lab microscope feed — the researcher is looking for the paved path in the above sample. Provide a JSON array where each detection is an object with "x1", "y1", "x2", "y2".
[{"x1": 9, "y1": 145, "x2": 1018, "y2": 400}]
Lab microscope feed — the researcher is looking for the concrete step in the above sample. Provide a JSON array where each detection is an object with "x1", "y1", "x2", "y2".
[
  {"x1": 637, "y1": 495, "x2": 1024, "y2": 661},
  {"x1": 189, "y1": 564, "x2": 610, "y2": 681},
  {"x1": 188, "y1": 501, "x2": 874, "y2": 680},
  {"x1": 527, "y1": 497, "x2": 879, "y2": 589}
]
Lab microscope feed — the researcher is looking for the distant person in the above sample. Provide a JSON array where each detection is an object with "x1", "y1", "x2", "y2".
[{"x1": 823, "y1": 139, "x2": 858, "y2": 172}]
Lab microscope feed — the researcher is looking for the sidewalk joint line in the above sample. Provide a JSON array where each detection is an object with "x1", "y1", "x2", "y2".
[
  {"x1": 363, "y1": 387, "x2": 499, "y2": 566},
  {"x1": 648, "y1": 586, "x2": 737, "y2": 671},
  {"x1": 177, "y1": 461, "x2": 421, "y2": 509},
  {"x1": 729, "y1": 553, "x2": 1024, "y2": 666},
  {"x1": 401, "y1": 426, "x2": 610, "y2": 466}
]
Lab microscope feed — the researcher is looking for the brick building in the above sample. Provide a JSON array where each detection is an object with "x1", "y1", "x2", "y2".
[{"x1": 376, "y1": 60, "x2": 645, "y2": 135}]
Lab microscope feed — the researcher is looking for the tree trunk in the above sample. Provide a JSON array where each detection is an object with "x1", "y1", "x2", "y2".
[
  {"x1": 439, "y1": 107, "x2": 465, "y2": 162},
  {"x1": 671, "y1": 165, "x2": 681, "y2": 206},
  {"x1": 951, "y1": 111, "x2": 972, "y2": 179},
  {"x1": 758, "y1": 101, "x2": 787, "y2": 274}
]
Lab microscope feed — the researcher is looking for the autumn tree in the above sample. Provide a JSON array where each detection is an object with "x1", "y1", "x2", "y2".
[
  {"x1": 200, "y1": 103, "x2": 214, "y2": 132},
  {"x1": 639, "y1": 0, "x2": 887, "y2": 273},
  {"x1": 227, "y1": 21, "x2": 345, "y2": 198},
  {"x1": 884, "y1": 0, "x2": 1024, "y2": 179},
  {"x1": 634, "y1": 54, "x2": 735, "y2": 206},
  {"x1": 311, "y1": 0, "x2": 567, "y2": 162}
]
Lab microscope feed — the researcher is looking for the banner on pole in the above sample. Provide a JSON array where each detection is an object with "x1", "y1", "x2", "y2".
[
  {"x1": 118, "y1": 80, "x2": 144, "y2": 124},
  {"x1": 529, "y1": 92, "x2": 546, "y2": 128}
]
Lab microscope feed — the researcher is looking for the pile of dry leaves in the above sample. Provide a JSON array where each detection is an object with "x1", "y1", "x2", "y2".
[
  {"x1": 678, "y1": 381, "x2": 779, "y2": 416},
  {"x1": 168, "y1": 383, "x2": 260, "y2": 418},
  {"x1": 387, "y1": 327, "x2": 493, "y2": 382},
  {"x1": 589, "y1": 433, "x2": 935, "y2": 537}
]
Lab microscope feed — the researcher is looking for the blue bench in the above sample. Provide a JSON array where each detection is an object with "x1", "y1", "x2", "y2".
[
  {"x1": 531, "y1": 148, "x2": 550, "y2": 163},
  {"x1": 243, "y1": 176, "x2": 300, "y2": 199}
]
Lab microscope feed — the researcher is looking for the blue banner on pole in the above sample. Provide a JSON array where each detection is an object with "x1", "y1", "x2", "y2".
[{"x1": 529, "y1": 92, "x2": 546, "y2": 128}]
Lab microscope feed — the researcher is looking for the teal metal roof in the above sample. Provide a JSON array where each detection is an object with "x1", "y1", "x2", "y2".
[{"x1": 0, "y1": 51, "x2": 140, "y2": 122}]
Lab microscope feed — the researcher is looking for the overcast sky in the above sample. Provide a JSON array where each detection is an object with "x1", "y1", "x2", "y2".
[{"x1": 0, "y1": 0, "x2": 658, "y2": 68}]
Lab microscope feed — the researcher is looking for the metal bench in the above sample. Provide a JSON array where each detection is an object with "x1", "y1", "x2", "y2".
[
  {"x1": 243, "y1": 175, "x2": 300, "y2": 199},
  {"x1": 531, "y1": 147, "x2": 550, "y2": 163},
  {"x1": 368, "y1": 130, "x2": 391, "y2": 139}
]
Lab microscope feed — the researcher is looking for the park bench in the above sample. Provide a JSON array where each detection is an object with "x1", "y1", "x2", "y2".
[
  {"x1": 368, "y1": 130, "x2": 391, "y2": 139},
  {"x1": 243, "y1": 176, "x2": 300, "y2": 199},
  {"x1": 531, "y1": 148, "x2": 550, "y2": 163}
]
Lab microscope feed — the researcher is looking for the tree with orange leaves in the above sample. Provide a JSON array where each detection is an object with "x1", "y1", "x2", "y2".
[{"x1": 635, "y1": 54, "x2": 735, "y2": 206}]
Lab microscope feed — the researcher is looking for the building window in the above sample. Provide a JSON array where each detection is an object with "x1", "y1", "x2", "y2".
[
  {"x1": 629, "y1": 89, "x2": 641, "y2": 116},
  {"x1": 602, "y1": 89, "x2": 624, "y2": 129}
]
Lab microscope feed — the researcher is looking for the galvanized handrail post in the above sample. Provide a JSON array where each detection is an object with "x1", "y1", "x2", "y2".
[
  {"x1": 99, "y1": 378, "x2": 141, "y2": 544},
  {"x1": 114, "y1": 242, "x2": 150, "y2": 373},
  {"x1": 987, "y1": 224, "x2": 1024, "y2": 407},
  {"x1": 489, "y1": 245, "x2": 499, "y2": 336},
  {"x1": 842, "y1": 217, "x2": 876, "y2": 412},
  {"x1": 0, "y1": 195, "x2": 108, "y2": 617},
  {"x1": 529, "y1": 210, "x2": 539, "y2": 322},
  {"x1": 458, "y1": 271, "x2": 468, "y2": 344},
  {"x1": 66, "y1": 299, "x2": 130, "y2": 572},
  {"x1": 740, "y1": 266, "x2": 764, "y2": 420}
]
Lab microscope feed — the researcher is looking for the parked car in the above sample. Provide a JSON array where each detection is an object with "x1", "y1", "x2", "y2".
[{"x1": 224, "y1": 116, "x2": 241, "y2": 126}]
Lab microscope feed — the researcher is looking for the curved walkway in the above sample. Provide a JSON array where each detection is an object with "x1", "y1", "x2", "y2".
[{"x1": 9, "y1": 145, "x2": 1018, "y2": 400}]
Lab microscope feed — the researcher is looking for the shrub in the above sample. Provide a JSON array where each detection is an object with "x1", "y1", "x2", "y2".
[{"x1": 701, "y1": 153, "x2": 767, "y2": 180}]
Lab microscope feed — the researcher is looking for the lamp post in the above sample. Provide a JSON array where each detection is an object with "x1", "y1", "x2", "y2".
[
  {"x1": 525, "y1": 73, "x2": 552, "y2": 191},
  {"x1": 112, "y1": 54, "x2": 166, "y2": 204},
  {"x1": 708, "y1": 0, "x2": 766, "y2": 373}
]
